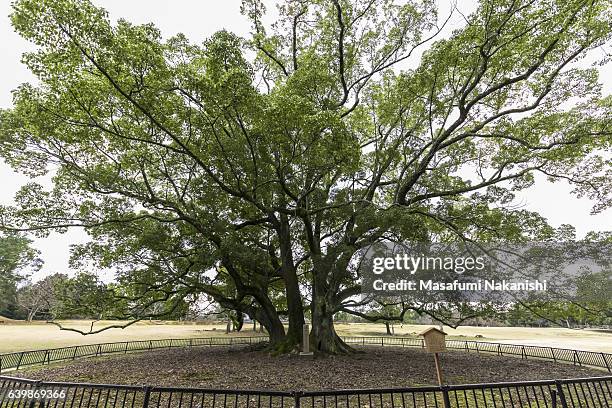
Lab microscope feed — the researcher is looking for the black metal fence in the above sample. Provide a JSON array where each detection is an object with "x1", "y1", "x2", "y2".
[
  {"x1": 1, "y1": 375, "x2": 611, "y2": 407},
  {"x1": 1, "y1": 336, "x2": 611, "y2": 407},
  {"x1": 1, "y1": 336, "x2": 610, "y2": 374},
  {"x1": 341, "y1": 336, "x2": 612, "y2": 373},
  {"x1": 0, "y1": 337, "x2": 267, "y2": 373}
]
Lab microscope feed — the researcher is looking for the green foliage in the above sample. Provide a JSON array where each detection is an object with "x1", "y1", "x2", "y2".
[
  {"x1": 52, "y1": 272, "x2": 126, "y2": 319},
  {"x1": 0, "y1": 235, "x2": 41, "y2": 318},
  {"x1": 0, "y1": 0, "x2": 611, "y2": 346},
  {"x1": 17, "y1": 272, "x2": 67, "y2": 320}
]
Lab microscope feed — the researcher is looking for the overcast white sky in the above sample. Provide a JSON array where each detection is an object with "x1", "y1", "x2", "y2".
[{"x1": 0, "y1": 1, "x2": 610, "y2": 280}]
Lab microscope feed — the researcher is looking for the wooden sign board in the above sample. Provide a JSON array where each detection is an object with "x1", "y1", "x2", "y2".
[{"x1": 420, "y1": 327, "x2": 447, "y2": 353}]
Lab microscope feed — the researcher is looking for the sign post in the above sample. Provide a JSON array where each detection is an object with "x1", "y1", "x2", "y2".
[
  {"x1": 433, "y1": 352, "x2": 444, "y2": 385},
  {"x1": 419, "y1": 327, "x2": 447, "y2": 386}
]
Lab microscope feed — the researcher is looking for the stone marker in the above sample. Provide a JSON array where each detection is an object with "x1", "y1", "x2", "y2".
[{"x1": 300, "y1": 324, "x2": 314, "y2": 356}]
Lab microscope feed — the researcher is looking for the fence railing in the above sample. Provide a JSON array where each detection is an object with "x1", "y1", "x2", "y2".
[
  {"x1": 1, "y1": 335, "x2": 610, "y2": 374},
  {"x1": 341, "y1": 336, "x2": 612, "y2": 373},
  {"x1": 0, "y1": 337, "x2": 268, "y2": 373},
  {"x1": 1, "y1": 375, "x2": 611, "y2": 407}
]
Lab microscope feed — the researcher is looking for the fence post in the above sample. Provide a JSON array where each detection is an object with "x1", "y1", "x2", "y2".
[
  {"x1": 142, "y1": 386, "x2": 151, "y2": 408},
  {"x1": 96, "y1": 345, "x2": 101, "y2": 357},
  {"x1": 551, "y1": 348, "x2": 557, "y2": 363},
  {"x1": 28, "y1": 380, "x2": 42, "y2": 408},
  {"x1": 573, "y1": 351, "x2": 581, "y2": 366},
  {"x1": 521, "y1": 346, "x2": 526, "y2": 360},
  {"x1": 555, "y1": 380, "x2": 568, "y2": 408},
  {"x1": 125, "y1": 342, "x2": 129, "y2": 354},
  {"x1": 43, "y1": 350, "x2": 49, "y2": 365},
  {"x1": 72, "y1": 346, "x2": 78, "y2": 360},
  {"x1": 441, "y1": 386, "x2": 451, "y2": 408},
  {"x1": 602, "y1": 353, "x2": 611, "y2": 372},
  {"x1": 551, "y1": 390, "x2": 557, "y2": 408},
  {"x1": 573, "y1": 351, "x2": 577, "y2": 365},
  {"x1": 16, "y1": 352, "x2": 24, "y2": 370},
  {"x1": 293, "y1": 391, "x2": 302, "y2": 408}
]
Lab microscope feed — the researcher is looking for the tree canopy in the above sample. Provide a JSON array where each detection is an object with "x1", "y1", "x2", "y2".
[
  {"x1": 0, "y1": 234, "x2": 42, "y2": 319},
  {"x1": 0, "y1": 0, "x2": 610, "y2": 352}
]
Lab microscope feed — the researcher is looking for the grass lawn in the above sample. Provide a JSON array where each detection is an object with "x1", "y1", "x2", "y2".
[
  {"x1": 335, "y1": 323, "x2": 612, "y2": 352},
  {"x1": 0, "y1": 320, "x2": 610, "y2": 354},
  {"x1": 0, "y1": 320, "x2": 253, "y2": 353}
]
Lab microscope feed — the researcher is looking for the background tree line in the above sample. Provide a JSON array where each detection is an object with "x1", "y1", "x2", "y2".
[
  {"x1": 2, "y1": 234, "x2": 609, "y2": 329},
  {"x1": 1, "y1": 234, "x2": 189, "y2": 322}
]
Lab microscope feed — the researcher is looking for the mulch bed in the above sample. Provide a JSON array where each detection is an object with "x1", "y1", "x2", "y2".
[{"x1": 15, "y1": 345, "x2": 605, "y2": 391}]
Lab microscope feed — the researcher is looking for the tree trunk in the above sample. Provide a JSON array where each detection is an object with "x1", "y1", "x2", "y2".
[
  {"x1": 215, "y1": 256, "x2": 286, "y2": 346},
  {"x1": 233, "y1": 312, "x2": 244, "y2": 332},
  {"x1": 385, "y1": 321, "x2": 392, "y2": 336},
  {"x1": 253, "y1": 307, "x2": 284, "y2": 344},
  {"x1": 278, "y1": 214, "x2": 305, "y2": 348},
  {"x1": 311, "y1": 274, "x2": 353, "y2": 354},
  {"x1": 247, "y1": 290, "x2": 286, "y2": 346}
]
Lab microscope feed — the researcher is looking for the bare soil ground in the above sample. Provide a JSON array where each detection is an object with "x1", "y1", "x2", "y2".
[{"x1": 15, "y1": 345, "x2": 605, "y2": 391}]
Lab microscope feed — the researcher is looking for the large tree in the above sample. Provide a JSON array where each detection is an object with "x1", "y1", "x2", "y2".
[
  {"x1": 17, "y1": 273, "x2": 61, "y2": 321},
  {"x1": 0, "y1": 235, "x2": 42, "y2": 319},
  {"x1": 0, "y1": 0, "x2": 610, "y2": 352}
]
